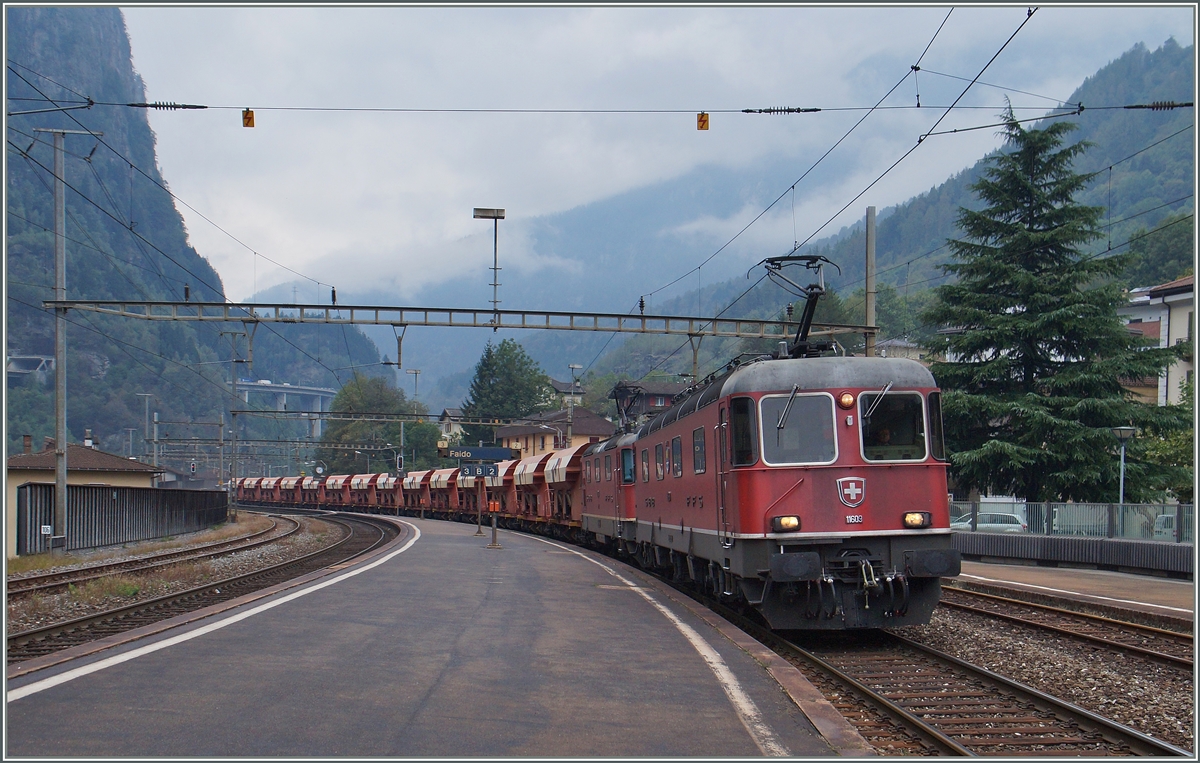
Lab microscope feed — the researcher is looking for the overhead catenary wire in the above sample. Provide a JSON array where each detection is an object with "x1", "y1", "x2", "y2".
[
  {"x1": 7, "y1": 65, "x2": 332, "y2": 297},
  {"x1": 686, "y1": 7, "x2": 1041, "y2": 337},
  {"x1": 6, "y1": 138, "x2": 354, "y2": 389}
]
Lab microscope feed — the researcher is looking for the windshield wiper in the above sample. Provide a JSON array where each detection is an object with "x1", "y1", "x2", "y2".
[
  {"x1": 863, "y1": 381, "x2": 893, "y2": 420},
  {"x1": 776, "y1": 384, "x2": 800, "y2": 429}
]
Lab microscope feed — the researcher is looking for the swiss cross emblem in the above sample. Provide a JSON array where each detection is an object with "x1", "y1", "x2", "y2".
[{"x1": 837, "y1": 477, "x2": 866, "y2": 508}]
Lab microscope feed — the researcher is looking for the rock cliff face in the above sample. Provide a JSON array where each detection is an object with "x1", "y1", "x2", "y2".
[{"x1": 6, "y1": 7, "x2": 230, "y2": 454}]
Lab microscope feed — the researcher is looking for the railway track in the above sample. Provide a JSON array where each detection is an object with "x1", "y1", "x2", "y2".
[
  {"x1": 938, "y1": 587, "x2": 1194, "y2": 669},
  {"x1": 635, "y1": 562, "x2": 1188, "y2": 756},
  {"x1": 7, "y1": 514, "x2": 400, "y2": 666},
  {"x1": 6, "y1": 515, "x2": 301, "y2": 597},
  {"x1": 791, "y1": 631, "x2": 1188, "y2": 756}
]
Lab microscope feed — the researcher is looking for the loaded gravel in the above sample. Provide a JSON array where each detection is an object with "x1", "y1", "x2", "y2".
[
  {"x1": 7, "y1": 514, "x2": 345, "y2": 634},
  {"x1": 899, "y1": 606, "x2": 1194, "y2": 752}
]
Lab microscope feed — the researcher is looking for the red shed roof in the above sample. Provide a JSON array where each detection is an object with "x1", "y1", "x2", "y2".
[{"x1": 8, "y1": 444, "x2": 162, "y2": 474}]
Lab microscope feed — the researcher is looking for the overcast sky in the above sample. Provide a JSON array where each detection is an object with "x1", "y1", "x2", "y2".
[{"x1": 119, "y1": 5, "x2": 1195, "y2": 304}]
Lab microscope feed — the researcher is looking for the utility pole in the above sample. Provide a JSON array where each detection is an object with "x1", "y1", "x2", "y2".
[
  {"x1": 865, "y1": 206, "x2": 877, "y2": 357},
  {"x1": 567, "y1": 363, "x2": 582, "y2": 448},
  {"x1": 406, "y1": 368, "x2": 421, "y2": 399},
  {"x1": 125, "y1": 427, "x2": 138, "y2": 458},
  {"x1": 33, "y1": 127, "x2": 101, "y2": 553},
  {"x1": 152, "y1": 412, "x2": 160, "y2": 486},
  {"x1": 136, "y1": 392, "x2": 153, "y2": 459},
  {"x1": 221, "y1": 330, "x2": 246, "y2": 521}
]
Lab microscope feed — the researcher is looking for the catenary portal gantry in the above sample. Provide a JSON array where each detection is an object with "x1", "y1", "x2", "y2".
[{"x1": 43, "y1": 300, "x2": 876, "y2": 341}]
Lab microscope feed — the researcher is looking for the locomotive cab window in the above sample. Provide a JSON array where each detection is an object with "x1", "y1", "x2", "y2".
[
  {"x1": 730, "y1": 397, "x2": 758, "y2": 466},
  {"x1": 860, "y1": 391, "x2": 927, "y2": 461},
  {"x1": 621, "y1": 448, "x2": 636, "y2": 484},
  {"x1": 928, "y1": 391, "x2": 947, "y2": 461},
  {"x1": 759, "y1": 393, "x2": 836, "y2": 465}
]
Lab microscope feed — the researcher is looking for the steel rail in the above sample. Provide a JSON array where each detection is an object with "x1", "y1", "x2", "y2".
[
  {"x1": 939, "y1": 588, "x2": 1193, "y2": 669},
  {"x1": 6, "y1": 514, "x2": 396, "y2": 664},
  {"x1": 6, "y1": 516, "x2": 300, "y2": 596},
  {"x1": 888, "y1": 633, "x2": 1192, "y2": 757},
  {"x1": 43, "y1": 300, "x2": 876, "y2": 340}
]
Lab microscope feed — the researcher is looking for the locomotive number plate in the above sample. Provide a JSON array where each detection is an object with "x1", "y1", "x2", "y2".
[{"x1": 845, "y1": 515, "x2": 864, "y2": 524}]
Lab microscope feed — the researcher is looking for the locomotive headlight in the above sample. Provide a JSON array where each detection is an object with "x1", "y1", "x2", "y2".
[
  {"x1": 771, "y1": 515, "x2": 801, "y2": 532},
  {"x1": 837, "y1": 392, "x2": 855, "y2": 409},
  {"x1": 903, "y1": 512, "x2": 932, "y2": 529}
]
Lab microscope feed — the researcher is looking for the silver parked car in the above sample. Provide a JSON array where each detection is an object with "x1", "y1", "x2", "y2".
[{"x1": 951, "y1": 512, "x2": 1028, "y2": 533}]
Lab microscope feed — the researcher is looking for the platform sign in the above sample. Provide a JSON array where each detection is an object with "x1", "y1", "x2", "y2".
[
  {"x1": 40, "y1": 525, "x2": 52, "y2": 536},
  {"x1": 461, "y1": 464, "x2": 498, "y2": 478},
  {"x1": 445, "y1": 446, "x2": 519, "y2": 461}
]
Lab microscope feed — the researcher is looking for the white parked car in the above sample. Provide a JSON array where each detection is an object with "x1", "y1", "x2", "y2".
[
  {"x1": 951, "y1": 512, "x2": 1028, "y2": 533},
  {"x1": 1152, "y1": 514, "x2": 1178, "y2": 541}
]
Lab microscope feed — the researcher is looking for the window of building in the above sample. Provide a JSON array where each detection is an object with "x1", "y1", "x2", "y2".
[
  {"x1": 671, "y1": 436, "x2": 683, "y2": 477},
  {"x1": 692, "y1": 428, "x2": 706, "y2": 473},
  {"x1": 655, "y1": 443, "x2": 665, "y2": 480},
  {"x1": 655, "y1": 396, "x2": 665, "y2": 406},
  {"x1": 540, "y1": 435, "x2": 545, "y2": 451}
]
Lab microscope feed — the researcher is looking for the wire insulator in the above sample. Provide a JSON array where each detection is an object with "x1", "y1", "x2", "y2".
[
  {"x1": 741, "y1": 107, "x2": 821, "y2": 114},
  {"x1": 128, "y1": 101, "x2": 208, "y2": 110}
]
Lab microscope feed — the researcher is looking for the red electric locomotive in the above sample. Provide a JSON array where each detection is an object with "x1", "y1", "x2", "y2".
[{"x1": 579, "y1": 355, "x2": 959, "y2": 629}]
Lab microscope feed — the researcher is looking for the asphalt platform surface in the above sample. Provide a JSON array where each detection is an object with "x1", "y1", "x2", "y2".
[
  {"x1": 952, "y1": 559, "x2": 1194, "y2": 621},
  {"x1": 6, "y1": 517, "x2": 855, "y2": 757}
]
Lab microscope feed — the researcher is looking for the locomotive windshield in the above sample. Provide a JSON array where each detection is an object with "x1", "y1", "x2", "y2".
[
  {"x1": 860, "y1": 391, "x2": 927, "y2": 461},
  {"x1": 759, "y1": 393, "x2": 836, "y2": 465}
]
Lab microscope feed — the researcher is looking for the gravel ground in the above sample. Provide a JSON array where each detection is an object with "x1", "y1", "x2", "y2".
[
  {"x1": 7, "y1": 514, "x2": 345, "y2": 633},
  {"x1": 899, "y1": 607, "x2": 1194, "y2": 752}
]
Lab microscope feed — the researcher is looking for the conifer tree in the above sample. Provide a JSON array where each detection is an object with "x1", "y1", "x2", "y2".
[
  {"x1": 924, "y1": 110, "x2": 1186, "y2": 503},
  {"x1": 461, "y1": 340, "x2": 553, "y2": 444}
]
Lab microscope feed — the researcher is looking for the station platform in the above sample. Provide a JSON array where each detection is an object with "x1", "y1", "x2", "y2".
[
  {"x1": 948, "y1": 559, "x2": 1194, "y2": 626},
  {"x1": 6, "y1": 516, "x2": 869, "y2": 757}
]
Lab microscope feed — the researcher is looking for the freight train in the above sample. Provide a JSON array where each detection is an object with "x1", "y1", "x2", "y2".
[{"x1": 238, "y1": 257, "x2": 961, "y2": 630}]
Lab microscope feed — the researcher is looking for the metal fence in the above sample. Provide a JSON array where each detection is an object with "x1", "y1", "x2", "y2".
[
  {"x1": 15, "y1": 483, "x2": 229, "y2": 555},
  {"x1": 951, "y1": 501, "x2": 1194, "y2": 543}
]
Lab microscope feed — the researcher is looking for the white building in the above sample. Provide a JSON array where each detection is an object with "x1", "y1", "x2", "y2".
[{"x1": 1118, "y1": 275, "x2": 1193, "y2": 405}]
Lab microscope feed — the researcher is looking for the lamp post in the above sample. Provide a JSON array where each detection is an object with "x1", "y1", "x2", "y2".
[
  {"x1": 1112, "y1": 426, "x2": 1136, "y2": 505},
  {"x1": 406, "y1": 368, "x2": 421, "y2": 399},
  {"x1": 473, "y1": 207, "x2": 505, "y2": 331},
  {"x1": 355, "y1": 450, "x2": 371, "y2": 473}
]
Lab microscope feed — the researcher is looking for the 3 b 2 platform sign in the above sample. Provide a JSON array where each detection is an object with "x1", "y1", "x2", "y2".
[{"x1": 460, "y1": 464, "x2": 498, "y2": 478}]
